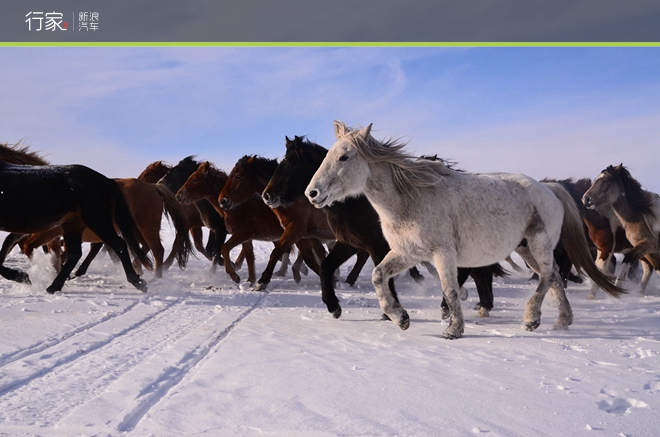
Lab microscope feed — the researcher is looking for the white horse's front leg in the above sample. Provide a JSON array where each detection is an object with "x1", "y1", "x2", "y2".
[
  {"x1": 372, "y1": 251, "x2": 416, "y2": 330},
  {"x1": 433, "y1": 252, "x2": 464, "y2": 339}
]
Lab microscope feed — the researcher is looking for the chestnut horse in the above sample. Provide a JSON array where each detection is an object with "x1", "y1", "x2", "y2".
[
  {"x1": 176, "y1": 161, "x2": 309, "y2": 285},
  {"x1": 218, "y1": 155, "x2": 333, "y2": 291}
]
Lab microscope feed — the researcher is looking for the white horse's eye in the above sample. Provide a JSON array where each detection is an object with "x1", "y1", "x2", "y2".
[{"x1": 339, "y1": 155, "x2": 349, "y2": 162}]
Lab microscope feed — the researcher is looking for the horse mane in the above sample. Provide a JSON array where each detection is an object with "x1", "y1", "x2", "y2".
[
  {"x1": 287, "y1": 136, "x2": 328, "y2": 163},
  {"x1": 607, "y1": 165, "x2": 656, "y2": 219},
  {"x1": 237, "y1": 155, "x2": 279, "y2": 185},
  {"x1": 199, "y1": 161, "x2": 229, "y2": 190},
  {"x1": 0, "y1": 141, "x2": 49, "y2": 165},
  {"x1": 337, "y1": 122, "x2": 452, "y2": 199}
]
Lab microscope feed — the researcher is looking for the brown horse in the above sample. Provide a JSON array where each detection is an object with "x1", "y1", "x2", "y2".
[
  {"x1": 218, "y1": 156, "x2": 333, "y2": 290},
  {"x1": 583, "y1": 165, "x2": 660, "y2": 294},
  {"x1": 138, "y1": 160, "x2": 215, "y2": 265},
  {"x1": 177, "y1": 161, "x2": 308, "y2": 285},
  {"x1": 22, "y1": 178, "x2": 193, "y2": 279}
]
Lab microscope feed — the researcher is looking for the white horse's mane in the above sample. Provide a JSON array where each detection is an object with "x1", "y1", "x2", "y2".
[{"x1": 336, "y1": 121, "x2": 452, "y2": 200}]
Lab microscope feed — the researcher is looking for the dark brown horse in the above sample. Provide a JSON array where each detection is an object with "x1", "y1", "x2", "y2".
[
  {"x1": 0, "y1": 143, "x2": 150, "y2": 293},
  {"x1": 218, "y1": 155, "x2": 332, "y2": 290},
  {"x1": 263, "y1": 136, "x2": 506, "y2": 318},
  {"x1": 583, "y1": 165, "x2": 660, "y2": 294},
  {"x1": 138, "y1": 160, "x2": 216, "y2": 265},
  {"x1": 21, "y1": 178, "x2": 193, "y2": 279},
  {"x1": 176, "y1": 161, "x2": 299, "y2": 285}
]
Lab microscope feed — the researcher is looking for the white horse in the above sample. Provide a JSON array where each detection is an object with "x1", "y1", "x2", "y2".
[{"x1": 305, "y1": 121, "x2": 624, "y2": 339}]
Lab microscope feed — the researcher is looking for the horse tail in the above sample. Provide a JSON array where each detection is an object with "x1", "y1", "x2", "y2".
[
  {"x1": 486, "y1": 262, "x2": 509, "y2": 279},
  {"x1": 110, "y1": 180, "x2": 154, "y2": 271},
  {"x1": 155, "y1": 184, "x2": 194, "y2": 269},
  {"x1": 544, "y1": 182, "x2": 625, "y2": 298}
]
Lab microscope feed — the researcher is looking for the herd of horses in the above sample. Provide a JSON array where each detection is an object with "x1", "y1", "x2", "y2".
[{"x1": 1, "y1": 120, "x2": 659, "y2": 339}]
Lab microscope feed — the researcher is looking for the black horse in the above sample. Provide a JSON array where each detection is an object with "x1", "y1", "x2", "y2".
[
  {"x1": 262, "y1": 136, "x2": 506, "y2": 319},
  {"x1": 157, "y1": 156, "x2": 228, "y2": 272},
  {"x1": 0, "y1": 160, "x2": 150, "y2": 293}
]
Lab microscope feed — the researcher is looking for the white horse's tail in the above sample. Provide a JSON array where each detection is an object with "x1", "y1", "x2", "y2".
[{"x1": 544, "y1": 182, "x2": 626, "y2": 298}]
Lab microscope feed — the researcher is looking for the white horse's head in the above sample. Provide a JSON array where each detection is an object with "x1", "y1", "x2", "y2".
[{"x1": 305, "y1": 121, "x2": 372, "y2": 208}]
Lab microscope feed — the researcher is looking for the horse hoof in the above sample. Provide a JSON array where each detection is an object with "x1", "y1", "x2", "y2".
[
  {"x1": 441, "y1": 307, "x2": 450, "y2": 320},
  {"x1": 17, "y1": 272, "x2": 32, "y2": 285},
  {"x1": 331, "y1": 306, "x2": 342, "y2": 319},
  {"x1": 525, "y1": 320, "x2": 540, "y2": 331},
  {"x1": 442, "y1": 326, "x2": 464, "y2": 340},
  {"x1": 397, "y1": 311, "x2": 410, "y2": 330},
  {"x1": 254, "y1": 282, "x2": 267, "y2": 291},
  {"x1": 458, "y1": 286, "x2": 468, "y2": 301},
  {"x1": 380, "y1": 313, "x2": 391, "y2": 321},
  {"x1": 134, "y1": 279, "x2": 148, "y2": 292},
  {"x1": 477, "y1": 307, "x2": 490, "y2": 318},
  {"x1": 293, "y1": 274, "x2": 301, "y2": 284}
]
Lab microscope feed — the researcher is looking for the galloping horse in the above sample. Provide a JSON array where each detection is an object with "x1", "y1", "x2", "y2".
[
  {"x1": 0, "y1": 145, "x2": 150, "y2": 293},
  {"x1": 176, "y1": 161, "x2": 301, "y2": 285},
  {"x1": 306, "y1": 121, "x2": 623, "y2": 339},
  {"x1": 219, "y1": 155, "x2": 333, "y2": 291},
  {"x1": 583, "y1": 164, "x2": 660, "y2": 293},
  {"x1": 20, "y1": 178, "x2": 193, "y2": 279},
  {"x1": 158, "y1": 156, "x2": 228, "y2": 272},
  {"x1": 263, "y1": 136, "x2": 506, "y2": 319}
]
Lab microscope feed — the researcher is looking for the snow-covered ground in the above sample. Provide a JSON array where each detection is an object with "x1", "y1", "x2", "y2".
[{"x1": 0, "y1": 228, "x2": 659, "y2": 437}]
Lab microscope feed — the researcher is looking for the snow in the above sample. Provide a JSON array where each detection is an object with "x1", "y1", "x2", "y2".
[{"x1": 0, "y1": 229, "x2": 659, "y2": 437}]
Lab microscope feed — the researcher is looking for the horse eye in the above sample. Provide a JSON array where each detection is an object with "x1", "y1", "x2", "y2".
[{"x1": 339, "y1": 155, "x2": 349, "y2": 162}]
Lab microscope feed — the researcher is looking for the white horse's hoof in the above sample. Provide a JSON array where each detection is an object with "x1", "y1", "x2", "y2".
[
  {"x1": 525, "y1": 320, "x2": 540, "y2": 331},
  {"x1": 442, "y1": 324, "x2": 464, "y2": 339}
]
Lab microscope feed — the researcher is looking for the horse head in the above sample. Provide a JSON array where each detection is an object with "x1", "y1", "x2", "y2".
[
  {"x1": 305, "y1": 121, "x2": 372, "y2": 208},
  {"x1": 583, "y1": 164, "x2": 625, "y2": 210},
  {"x1": 263, "y1": 136, "x2": 328, "y2": 209},
  {"x1": 219, "y1": 155, "x2": 277, "y2": 210}
]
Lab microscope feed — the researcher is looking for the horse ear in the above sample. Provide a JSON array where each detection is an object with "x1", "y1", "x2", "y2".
[
  {"x1": 334, "y1": 120, "x2": 347, "y2": 139},
  {"x1": 357, "y1": 123, "x2": 373, "y2": 140},
  {"x1": 285, "y1": 136, "x2": 294, "y2": 147}
]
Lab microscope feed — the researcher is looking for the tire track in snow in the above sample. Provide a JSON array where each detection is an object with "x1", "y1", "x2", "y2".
[
  {"x1": 0, "y1": 299, "x2": 174, "y2": 399},
  {"x1": 56, "y1": 291, "x2": 269, "y2": 434},
  {"x1": 0, "y1": 299, "x2": 141, "y2": 368}
]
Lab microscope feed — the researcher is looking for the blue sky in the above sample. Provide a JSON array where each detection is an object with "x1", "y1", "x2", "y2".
[{"x1": 1, "y1": 47, "x2": 659, "y2": 191}]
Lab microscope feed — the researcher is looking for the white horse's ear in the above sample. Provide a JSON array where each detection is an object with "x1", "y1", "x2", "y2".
[
  {"x1": 357, "y1": 123, "x2": 373, "y2": 139},
  {"x1": 334, "y1": 120, "x2": 347, "y2": 139}
]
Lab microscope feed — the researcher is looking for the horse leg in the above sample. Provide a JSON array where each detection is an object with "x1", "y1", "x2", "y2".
[
  {"x1": 587, "y1": 249, "x2": 612, "y2": 299},
  {"x1": 47, "y1": 227, "x2": 84, "y2": 293},
  {"x1": 638, "y1": 257, "x2": 654, "y2": 295},
  {"x1": 408, "y1": 266, "x2": 425, "y2": 284},
  {"x1": 241, "y1": 241, "x2": 256, "y2": 286},
  {"x1": 431, "y1": 251, "x2": 465, "y2": 339},
  {"x1": 220, "y1": 233, "x2": 248, "y2": 283},
  {"x1": 75, "y1": 242, "x2": 104, "y2": 276},
  {"x1": 0, "y1": 233, "x2": 28, "y2": 264},
  {"x1": 441, "y1": 268, "x2": 471, "y2": 320},
  {"x1": 275, "y1": 247, "x2": 291, "y2": 277},
  {"x1": 320, "y1": 241, "x2": 359, "y2": 318},
  {"x1": 616, "y1": 240, "x2": 655, "y2": 288},
  {"x1": 471, "y1": 267, "x2": 494, "y2": 318},
  {"x1": 345, "y1": 250, "x2": 369, "y2": 286},
  {"x1": 371, "y1": 250, "x2": 416, "y2": 331},
  {"x1": 516, "y1": 240, "x2": 570, "y2": 331},
  {"x1": 291, "y1": 250, "x2": 307, "y2": 283},
  {"x1": 505, "y1": 255, "x2": 526, "y2": 274}
]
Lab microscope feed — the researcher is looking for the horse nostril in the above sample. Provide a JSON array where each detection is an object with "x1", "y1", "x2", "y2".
[
  {"x1": 262, "y1": 192, "x2": 270, "y2": 202},
  {"x1": 219, "y1": 198, "x2": 228, "y2": 208},
  {"x1": 308, "y1": 189, "x2": 318, "y2": 199}
]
